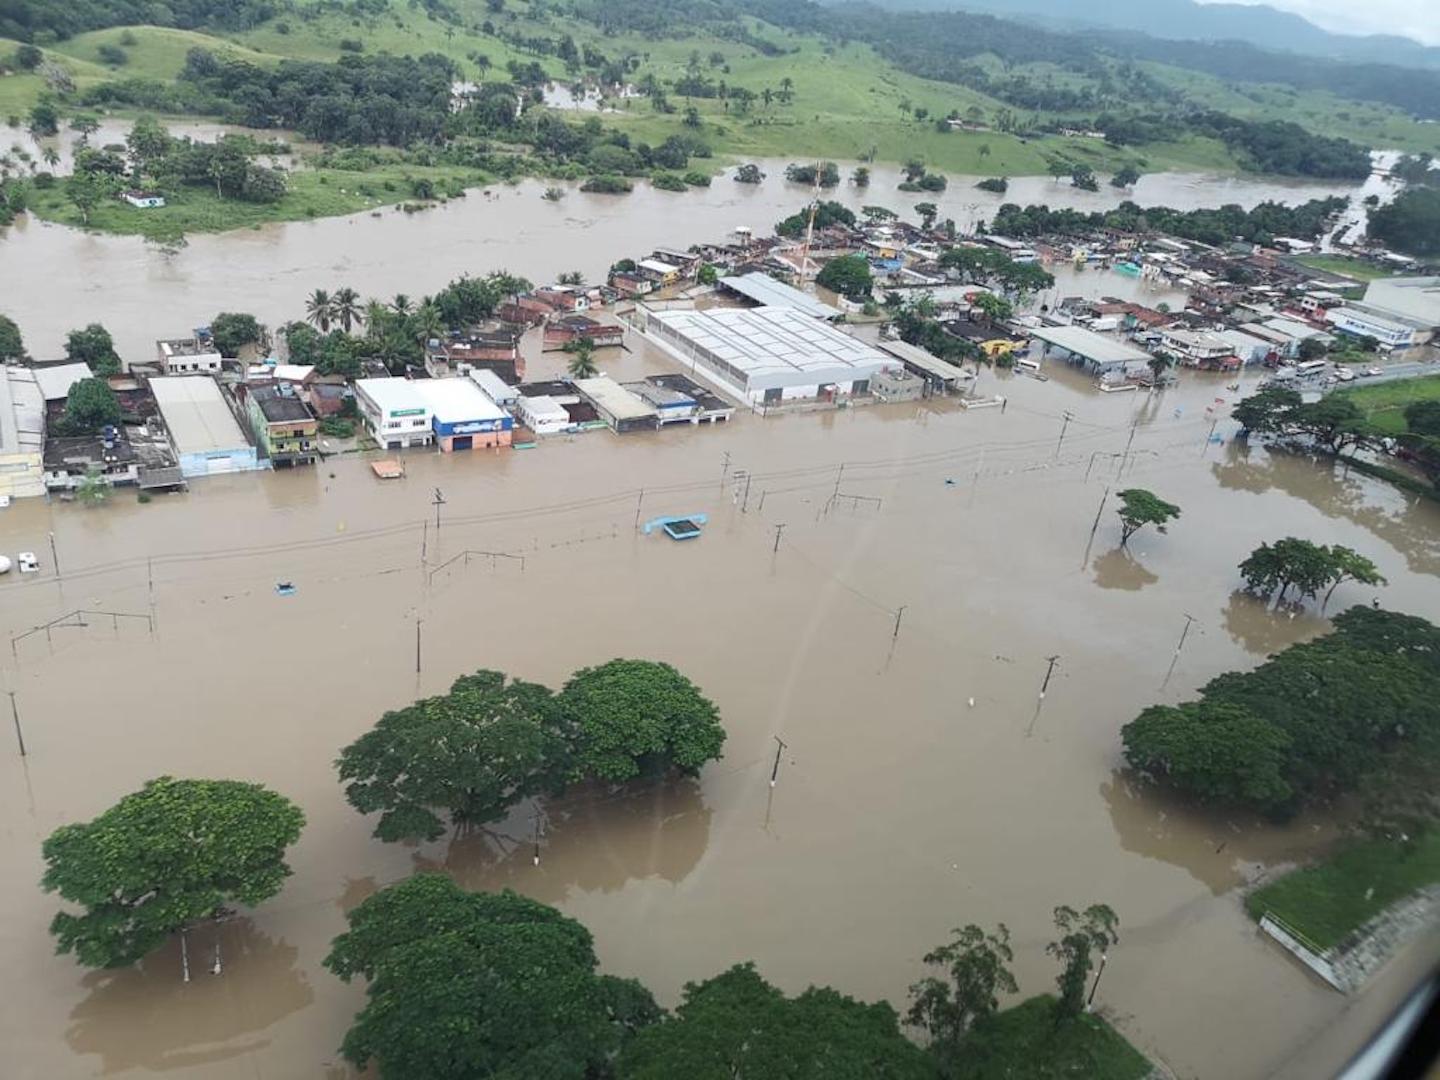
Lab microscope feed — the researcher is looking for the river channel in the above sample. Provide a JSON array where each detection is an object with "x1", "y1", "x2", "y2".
[
  {"x1": 2, "y1": 332, "x2": 1439, "y2": 1077},
  {"x1": 0, "y1": 155, "x2": 1369, "y2": 360}
]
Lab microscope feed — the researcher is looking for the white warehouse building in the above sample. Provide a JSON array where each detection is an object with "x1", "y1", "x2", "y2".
[{"x1": 642, "y1": 305, "x2": 891, "y2": 406}]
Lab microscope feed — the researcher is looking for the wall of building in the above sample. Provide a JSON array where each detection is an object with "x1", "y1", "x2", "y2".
[{"x1": 177, "y1": 447, "x2": 262, "y2": 478}]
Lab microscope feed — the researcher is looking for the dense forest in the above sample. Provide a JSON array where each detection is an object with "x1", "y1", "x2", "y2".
[
  {"x1": 0, "y1": 0, "x2": 279, "y2": 40},
  {"x1": 987, "y1": 196, "x2": 1347, "y2": 247}
]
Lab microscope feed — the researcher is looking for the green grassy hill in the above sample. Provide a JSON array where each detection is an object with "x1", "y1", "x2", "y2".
[{"x1": 3, "y1": 0, "x2": 1433, "y2": 180}]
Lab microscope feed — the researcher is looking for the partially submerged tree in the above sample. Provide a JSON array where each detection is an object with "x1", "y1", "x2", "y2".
[
  {"x1": 560, "y1": 660, "x2": 726, "y2": 783},
  {"x1": 327, "y1": 875, "x2": 658, "y2": 1080},
  {"x1": 1115, "y1": 489, "x2": 1180, "y2": 547},
  {"x1": 41, "y1": 777, "x2": 304, "y2": 968},
  {"x1": 565, "y1": 335, "x2": 599, "y2": 379},
  {"x1": 59, "y1": 377, "x2": 122, "y2": 435},
  {"x1": 336, "y1": 670, "x2": 567, "y2": 842},
  {"x1": 0, "y1": 312, "x2": 25, "y2": 362},
  {"x1": 1046, "y1": 904, "x2": 1118, "y2": 1020},
  {"x1": 209, "y1": 312, "x2": 265, "y2": 357},
  {"x1": 618, "y1": 962, "x2": 934, "y2": 1079},
  {"x1": 816, "y1": 254, "x2": 874, "y2": 302},
  {"x1": 1239, "y1": 538, "x2": 1384, "y2": 605},
  {"x1": 1123, "y1": 701, "x2": 1294, "y2": 808},
  {"x1": 907, "y1": 924, "x2": 1017, "y2": 1063}
]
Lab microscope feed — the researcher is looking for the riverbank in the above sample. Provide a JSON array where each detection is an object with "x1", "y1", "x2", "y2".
[{"x1": 955, "y1": 996, "x2": 1152, "y2": 1080}]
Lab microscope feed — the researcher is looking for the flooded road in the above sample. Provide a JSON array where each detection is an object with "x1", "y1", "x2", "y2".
[
  {"x1": 2, "y1": 337, "x2": 1438, "y2": 1079},
  {"x1": 0, "y1": 157, "x2": 1363, "y2": 361}
]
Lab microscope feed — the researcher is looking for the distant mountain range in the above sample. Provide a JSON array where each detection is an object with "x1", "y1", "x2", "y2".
[{"x1": 854, "y1": 0, "x2": 1440, "y2": 69}]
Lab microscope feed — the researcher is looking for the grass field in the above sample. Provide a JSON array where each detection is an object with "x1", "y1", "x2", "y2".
[
  {"x1": 1245, "y1": 831, "x2": 1440, "y2": 951},
  {"x1": 954, "y1": 995, "x2": 1151, "y2": 1080},
  {"x1": 1339, "y1": 374, "x2": 1440, "y2": 434},
  {"x1": 4, "y1": 0, "x2": 1438, "y2": 184},
  {"x1": 1295, "y1": 254, "x2": 1395, "y2": 282},
  {"x1": 25, "y1": 161, "x2": 488, "y2": 239}
]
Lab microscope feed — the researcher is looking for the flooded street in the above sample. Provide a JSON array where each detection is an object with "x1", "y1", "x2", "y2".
[
  {"x1": 3, "y1": 333, "x2": 1439, "y2": 1078},
  {"x1": 0, "y1": 157, "x2": 1363, "y2": 360}
]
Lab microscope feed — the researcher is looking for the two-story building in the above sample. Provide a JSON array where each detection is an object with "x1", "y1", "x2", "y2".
[
  {"x1": 246, "y1": 387, "x2": 318, "y2": 466},
  {"x1": 157, "y1": 332, "x2": 223, "y2": 375},
  {"x1": 355, "y1": 378, "x2": 433, "y2": 450},
  {"x1": 1157, "y1": 328, "x2": 1239, "y2": 370}
]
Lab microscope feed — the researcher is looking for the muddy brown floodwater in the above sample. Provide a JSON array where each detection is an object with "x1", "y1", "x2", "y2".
[
  {"x1": 3, "y1": 332, "x2": 1439, "y2": 1079},
  {"x1": 0, "y1": 156, "x2": 1364, "y2": 360}
]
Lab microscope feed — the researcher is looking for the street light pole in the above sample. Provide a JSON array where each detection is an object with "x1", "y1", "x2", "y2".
[
  {"x1": 770, "y1": 735, "x2": 787, "y2": 787},
  {"x1": 8, "y1": 691, "x2": 25, "y2": 757},
  {"x1": 1086, "y1": 950, "x2": 1109, "y2": 1011},
  {"x1": 1039, "y1": 655, "x2": 1060, "y2": 700}
]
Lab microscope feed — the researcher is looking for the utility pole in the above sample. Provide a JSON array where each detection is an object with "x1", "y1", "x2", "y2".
[
  {"x1": 48, "y1": 531, "x2": 59, "y2": 577},
  {"x1": 1056, "y1": 410, "x2": 1074, "y2": 459},
  {"x1": 831, "y1": 463, "x2": 846, "y2": 502},
  {"x1": 892, "y1": 605, "x2": 906, "y2": 641},
  {"x1": 1087, "y1": 485, "x2": 1111, "y2": 544},
  {"x1": 431, "y1": 488, "x2": 446, "y2": 532},
  {"x1": 8, "y1": 691, "x2": 25, "y2": 757},
  {"x1": 634, "y1": 488, "x2": 645, "y2": 530},
  {"x1": 1118, "y1": 417, "x2": 1139, "y2": 476},
  {"x1": 1085, "y1": 951, "x2": 1109, "y2": 1011},
  {"x1": 772, "y1": 523, "x2": 786, "y2": 553},
  {"x1": 1039, "y1": 655, "x2": 1060, "y2": 700},
  {"x1": 1174, "y1": 613, "x2": 1197, "y2": 657},
  {"x1": 1201, "y1": 417, "x2": 1219, "y2": 457},
  {"x1": 532, "y1": 808, "x2": 543, "y2": 866},
  {"x1": 721, "y1": 450, "x2": 731, "y2": 487},
  {"x1": 769, "y1": 735, "x2": 787, "y2": 787},
  {"x1": 415, "y1": 619, "x2": 422, "y2": 674}
]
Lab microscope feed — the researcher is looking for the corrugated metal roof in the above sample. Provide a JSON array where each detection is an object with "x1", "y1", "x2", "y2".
[
  {"x1": 573, "y1": 376, "x2": 657, "y2": 421},
  {"x1": 150, "y1": 376, "x2": 251, "y2": 456},
  {"x1": 719, "y1": 272, "x2": 838, "y2": 319},
  {"x1": 650, "y1": 307, "x2": 889, "y2": 380},
  {"x1": 1029, "y1": 325, "x2": 1150, "y2": 366}
]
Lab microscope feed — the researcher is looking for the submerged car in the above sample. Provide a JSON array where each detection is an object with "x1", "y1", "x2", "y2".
[{"x1": 16, "y1": 552, "x2": 39, "y2": 573}]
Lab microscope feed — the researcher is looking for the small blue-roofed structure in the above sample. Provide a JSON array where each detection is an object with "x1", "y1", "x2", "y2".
[{"x1": 642, "y1": 513, "x2": 709, "y2": 540}]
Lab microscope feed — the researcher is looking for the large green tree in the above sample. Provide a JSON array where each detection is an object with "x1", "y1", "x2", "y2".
[
  {"x1": 0, "y1": 312, "x2": 24, "y2": 361},
  {"x1": 325, "y1": 875, "x2": 658, "y2": 1080},
  {"x1": 41, "y1": 777, "x2": 304, "y2": 968},
  {"x1": 1120, "y1": 608, "x2": 1440, "y2": 820},
  {"x1": 907, "y1": 924, "x2": 1016, "y2": 1065},
  {"x1": 1046, "y1": 905, "x2": 1118, "y2": 1020},
  {"x1": 1239, "y1": 538, "x2": 1384, "y2": 605},
  {"x1": 816, "y1": 254, "x2": 875, "y2": 302},
  {"x1": 59, "y1": 377, "x2": 122, "y2": 435},
  {"x1": 1123, "y1": 701, "x2": 1294, "y2": 808},
  {"x1": 560, "y1": 660, "x2": 726, "y2": 783},
  {"x1": 1115, "y1": 489, "x2": 1180, "y2": 547},
  {"x1": 209, "y1": 312, "x2": 264, "y2": 357},
  {"x1": 1233, "y1": 386, "x2": 1301, "y2": 436},
  {"x1": 64, "y1": 323, "x2": 121, "y2": 376},
  {"x1": 336, "y1": 670, "x2": 568, "y2": 842},
  {"x1": 618, "y1": 962, "x2": 935, "y2": 1079}
]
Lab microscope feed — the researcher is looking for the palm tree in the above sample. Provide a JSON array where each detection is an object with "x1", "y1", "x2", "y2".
[
  {"x1": 565, "y1": 337, "x2": 598, "y2": 379},
  {"x1": 41, "y1": 145, "x2": 60, "y2": 170},
  {"x1": 411, "y1": 301, "x2": 444, "y2": 348},
  {"x1": 363, "y1": 299, "x2": 389, "y2": 338},
  {"x1": 391, "y1": 293, "x2": 413, "y2": 318},
  {"x1": 332, "y1": 287, "x2": 362, "y2": 334},
  {"x1": 779, "y1": 76, "x2": 794, "y2": 103},
  {"x1": 305, "y1": 289, "x2": 334, "y2": 332}
]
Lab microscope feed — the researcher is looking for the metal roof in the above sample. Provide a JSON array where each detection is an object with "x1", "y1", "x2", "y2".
[
  {"x1": 1029, "y1": 325, "x2": 1150, "y2": 366},
  {"x1": 412, "y1": 378, "x2": 507, "y2": 424},
  {"x1": 32, "y1": 362, "x2": 94, "y2": 402},
  {"x1": 573, "y1": 376, "x2": 657, "y2": 421},
  {"x1": 876, "y1": 339, "x2": 972, "y2": 383},
  {"x1": 1, "y1": 366, "x2": 44, "y2": 455},
  {"x1": 150, "y1": 376, "x2": 251, "y2": 456},
  {"x1": 719, "y1": 272, "x2": 838, "y2": 319},
  {"x1": 649, "y1": 306, "x2": 890, "y2": 386}
]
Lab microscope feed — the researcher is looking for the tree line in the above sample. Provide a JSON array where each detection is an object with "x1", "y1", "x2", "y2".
[
  {"x1": 987, "y1": 196, "x2": 1347, "y2": 247},
  {"x1": 0, "y1": 0, "x2": 278, "y2": 42}
]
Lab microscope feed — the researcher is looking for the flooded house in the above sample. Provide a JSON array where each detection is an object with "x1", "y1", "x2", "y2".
[
  {"x1": 572, "y1": 376, "x2": 659, "y2": 433},
  {"x1": 626, "y1": 374, "x2": 735, "y2": 424},
  {"x1": 411, "y1": 379, "x2": 513, "y2": 452},
  {"x1": 156, "y1": 330, "x2": 223, "y2": 375},
  {"x1": 355, "y1": 378, "x2": 434, "y2": 450},
  {"x1": 149, "y1": 375, "x2": 262, "y2": 477},
  {"x1": 0, "y1": 364, "x2": 45, "y2": 499},
  {"x1": 244, "y1": 387, "x2": 319, "y2": 467},
  {"x1": 423, "y1": 329, "x2": 524, "y2": 382},
  {"x1": 542, "y1": 315, "x2": 624, "y2": 351}
]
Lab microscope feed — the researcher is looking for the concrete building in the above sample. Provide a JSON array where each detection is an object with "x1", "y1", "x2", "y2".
[
  {"x1": 412, "y1": 379, "x2": 513, "y2": 451},
  {"x1": 1217, "y1": 329, "x2": 1278, "y2": 366},
  {"x1": 157, "y1": 333, "x2": 223, "y2": 375},
  {"x1": 625, "y1": 374, "x2": 735, "y2": 425},
  {"x1": 1326, "y1": 304, "x2": 1433, "y2": 350},
  {"x1": 1158, "y1": 329, "x2": 1238, "y2": 370},
  {"x1": 43, "y1": 430, "x2": 140, "y2": 491},
  {"x1": 0, "y1": 365, "x2": 45, "y2": 499},
  {"x1": 246, "y1": 387, "x2": 318, "y2": 466},
  {"x1": 355, "y1": 378, "x2": 434, "y2": 450},
  {"x1": 642, "y1": 305, "x2": 890, "y2": 406},
  {"x1": 514, "y1": 394, "x2": 572, "y2": 435},
  {"x1": 150, "y1": 376, "x2": 261, "y2": 478},
  {"x1": 875, "y1": 339, "x2": 973, "y2": 395},
  {"x1": 572, "y1": 376, "x2": 658, "y2": 433},
  {"x1": 871, "y1": 366, "x2": 925, "y2": 402}
]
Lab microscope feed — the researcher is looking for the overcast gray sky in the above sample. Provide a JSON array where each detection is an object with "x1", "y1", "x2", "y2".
[{"x1": 1199, "y1": 0, "x2": 1439, "y2": 44}]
